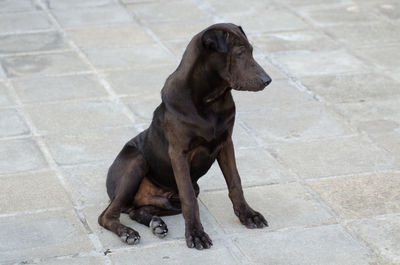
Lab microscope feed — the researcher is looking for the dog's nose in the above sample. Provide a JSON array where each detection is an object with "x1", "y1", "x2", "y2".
[
  {"x1": 262, "y1": 74, "x2": 272, "y2": 86},
  {"x1": 264, "y1": 77, "x2": 271, "y2": 86}
]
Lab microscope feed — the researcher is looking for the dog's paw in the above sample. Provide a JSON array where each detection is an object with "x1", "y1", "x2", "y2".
[
  {"x1": 150, "y1": 216, "x2": 168, "y2": 238},
  {"x1": 117, "y1": 225, "x2": 140, "y2": 245},
  {"x1": 185, "y1": 227, "x2": 213, "y2": 250},
  {"x1": 235, "y1": 209, "x2": 268, "y2": 229}
]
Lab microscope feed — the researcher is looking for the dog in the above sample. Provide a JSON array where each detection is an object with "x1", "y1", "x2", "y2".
[{"x1": 98, "y1": 23, "x2": 271, "y2": 250}]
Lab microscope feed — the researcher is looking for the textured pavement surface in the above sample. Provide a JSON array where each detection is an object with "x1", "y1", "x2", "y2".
[{"x1": 1, "y1": 0, "x2": 400, "y2": 264}]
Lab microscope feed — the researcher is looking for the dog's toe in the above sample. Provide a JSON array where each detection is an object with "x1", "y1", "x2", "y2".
[
  {"x1": 150, "y1": 216, "x2": 168, "y2": 238},
  {"x1": 118, "y1": 225, "x2": 140, "y2": 245}
]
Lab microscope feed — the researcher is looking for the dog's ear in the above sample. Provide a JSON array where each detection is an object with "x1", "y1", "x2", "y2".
[
  {"x1": 238, "y1": 26, "x2": 247, "y2": 39},
  {"x1": 202, "y1": 29, "x2": 228, "y2": 53}
]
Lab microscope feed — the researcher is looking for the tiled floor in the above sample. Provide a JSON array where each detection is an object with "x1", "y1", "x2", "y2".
[{"x1": 0, "y1": 0, "x2": 399, "y2": 264}]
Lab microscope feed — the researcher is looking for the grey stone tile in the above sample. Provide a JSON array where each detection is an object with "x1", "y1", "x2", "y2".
[
  {"x1": 302, "y1": 73, "x2": 400, "y2": 104},
  {"x1": 277, "y1": 0, "x2": 353, "y2": 8},
  {"x1": 273, "y1": 50, "x2": 372, "y2": 77},
  {"x1": 147, "y1": 21, "x2": 214, "y2": 41},
  {"x1": 334, "y1": 100, "x2": 400, "y2": 135},
  {"x1": 231, "y1": 123, "x2": 258, "y2": 149},
  {"x1": 252, "y1": 54, "x2": 287, "y2": 80},
  {"x1": 297, "y1": 4, "x2": 379, "y2": 26},
  {"x1": 13, "y1": 74, "x2": 108, "y2": 103},
  {"x1": 373, "y1": 0, "x2": 400, "y2": 20},
  {"x1": 0, "y1": 210, "x2": 93, "y2": 263},
  {"x1": 109, "y1": 240, "x2": 239, "y2": 265},
  {"x1": 241, "y1": 103, "x2": 353, "y2": 142},
  {"x1": 348, "y1": 214, "x2": 400, "y2": 264},
  {"x1": 46, "y1": 0, "x2": 117, "y2": 10},
  {"x1": 0, "y1": 171, "x2": 70, "y2": 214},
  {"x1": 123, "y1": 96, "x2": 161, "y2": 123},
  {"x1": 0, "y1": 108, "x2": 30, "y2": 138},
  {"x1": 325, "y1": 22, "x2": 400, "y2": 47},
  {"x1": 0, "y1": 82, "x2": 15, "y2": 107},
  {"x1": 1, "y1": 52, "x2": 89, "y2": 78},
  {"x1": 83, "y1": 44, "x2": 176, "y2": 69},
  {"x1": 233, "y1": 79, "x2": 314, "y2": 112},
  {"x1": 0, "y1": 12, "x2": 53, "y2": 34},
  {"x1": 0, "y1": 31, "x2": 67, "y2": 55},
  {"x1": 0, "y1": 0, "x2": 41, "y2": 13},
  {"x1": 105, "y1": 64, "x2": 176, "y2": 96},
  {"x1": 0, "y1": 138, "x2": 48, "y2": 174},
  {"x1": 44, "y1": 127, "x2": 137, "y2": 165},
  {"x1": 25, "y1": 100, "x2": 131, "y2": 134},
  {"x1": 355, "y1": 46, "x2": 400, "y2": 74},
  {"x1": 308, "y1": 173, "x2": 400, "y2": 219},
  {"x1": 83, "y1": 202, "x2": 220, "y2": 250},
  {"x1": 234, "y1": 225, "x2": 375, "y2": 265},
  {"x1": 252, "y1": 30, "x2": 340, "y2": 53},
  {"x1": 61, "y1": 163, "x2": 109, "y2": 206},
  {"x1": 126, "y1": 1, "x2": 210, "y2": 23},
  {"x1": 200, "y1": 183, "x2": 335, "y2": 234},
  {"x1": 34, "y1": 256, "x2": 106, "y2": 265},
  {"x1": 207, "y1": 0, "x2": 270, "y2": 14},
  {"x1": 67, "y1": 24, "x2": 154, "y2": 48},
  {"x1": 0, "y1": 66, "x2": 5, "y2": 79},
  {"x1": 53, "y1": 5, "x2": 133, "y2": 28},
  {"x1": 370, "y1": 132, "x2": 400, "y2": 163},
  {"x1": 198, "y1": 147, "x2": 294, "y2": 191},
  {"x1": 221, "y1": 8, "x2": 309, "y2": 34},
  {"x1": 274, "y1": 136, "x2": 395, "y2": 179},
  {"x1": 162, "y1": 39, "x2": 190, "y2": 58}
]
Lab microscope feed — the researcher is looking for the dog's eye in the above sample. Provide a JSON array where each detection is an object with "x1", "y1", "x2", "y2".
[{"x1": 236, "y1": 46, "x2": 246, "y2": 57}]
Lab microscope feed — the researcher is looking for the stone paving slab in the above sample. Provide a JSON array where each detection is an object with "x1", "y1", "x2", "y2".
[
  {"x1": 104, "y1": 64, "x2": 176, "y2": 96},
  {"x1": 52, "y1": 5, "x2": 133, "y2": 28},
  {"x1": 25, "y1": 100, "x2": 132, "y2": 134},
  {"x1": 0, "y1": 31, "x2": 67, "y2": 55},
  {"x1": 0, "y1": 210, "x2": 94, "y2": 264},
  {"x1": 83, "y1": 45, "x2": 176, "y2": 69},
  {"x1": 44, "y1": 126, "x2": 138, "y2": 165},
  {"x1": 308, "y1": 173, "x2": 400, "y2": 219},
  {"x1": 241, "y1": 103, "x2": 354, "y2": 142},
  {"x1": 0, "y1": 11, "x2": 54, "y2": 34},
  {"x1": 273, "y1": 49, "x2": 372, "y2": 78},
  {"x1": 301, "y1": 73, "x2": 400, "y2": 104},
  {"x1": 0, "y1": 82, "x2": 15, "y2": 107},
  {"x1": 109, "y1": 240, "x2": 240, "y2": 265},
  {"x1": 252, "y1": 30, "x2": 340, "y2": 53},
  {"x1": 67, "y1": 24, "x2": 154, "y2": 48},
  {"x1": 0, "y1": 108, "x2": 30, "y2": 138},
  {"x1": 1, "y1": 51, "x2": 90, "y2": 78},
  {"x1": 61, "y1": 163, "x2": 110, "y2": 206},
  {"x1": 233, "y1": 225, "x2": 376, "y2": 265},
  {"x1": 348, "y1": 214, "x2": 400, "y2": 264},
  {"x1": 1, "y1": 0, "x2": 399, "y2": 264},
  {"x1": 12, "y1": 74, "x2": 108, "y2": 103},
  {"x1": 272, "y1": 136, "x2": 395, "y2": 179},
  {"x1": 0, "y1": 0, "x2": 42, "y2": 13},
  {"x1": 0, "y1": 170, "x2": 70, "y2": 214},
  {"x1": 0, "y1": 138, "x2": 48, "y2": 175}
]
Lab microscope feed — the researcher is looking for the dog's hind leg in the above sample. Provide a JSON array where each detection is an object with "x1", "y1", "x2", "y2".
[
  {"x1": 98, "y1": 142, "x2": 148, "y2": 245},
  {"x1": 128, "y1": 206, "x2": 168, "y2": 238}
]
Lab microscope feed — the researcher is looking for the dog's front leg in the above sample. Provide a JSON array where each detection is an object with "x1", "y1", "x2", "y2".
[
  {"x1": 169, "y1": 148, "x2": 213, "y2": 250},
  {"x1": 218, "y1": 138, "x2": 268, "y2": 228}
]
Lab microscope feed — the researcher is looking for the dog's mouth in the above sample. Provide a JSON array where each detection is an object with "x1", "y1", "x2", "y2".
[{"x1": 232, "y1": 79, "x2": 271, "y2": 91}]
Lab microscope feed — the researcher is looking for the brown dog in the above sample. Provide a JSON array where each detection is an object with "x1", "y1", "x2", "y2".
[{"x1": 98, "y1": 23, "x2": 271, "y2": 250}]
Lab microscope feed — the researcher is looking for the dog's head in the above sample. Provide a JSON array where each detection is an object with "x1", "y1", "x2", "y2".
[{"x1": 200, "y1": 23, "x2": 271, "y2": 92}]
